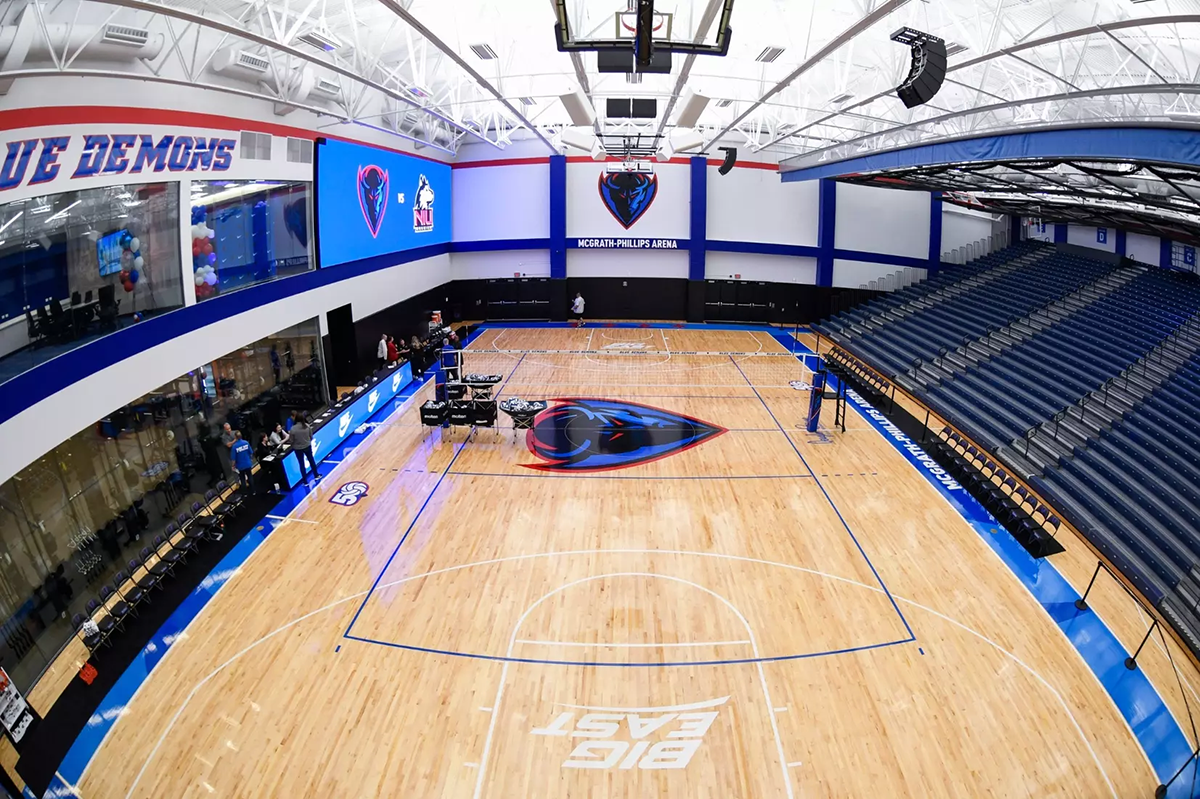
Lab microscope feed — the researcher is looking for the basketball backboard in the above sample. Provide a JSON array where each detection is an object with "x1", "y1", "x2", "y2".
[{"x1": 555, "y1": 1, "x2": 731, "y2": 55}]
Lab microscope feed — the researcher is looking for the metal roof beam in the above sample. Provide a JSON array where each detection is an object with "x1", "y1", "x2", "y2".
[
  {"x1": 768, "y1": 14, "x2": 1200, "y2": 155},
  {"x1": 701, "y1": 0, "x2": 912, "y2": 153},
  {"x1": 373, "y1": 0, "x2": 556, "y2": 152},
  {"x1": 88, "y1": 0, "x2": 498, "y2": 150}
]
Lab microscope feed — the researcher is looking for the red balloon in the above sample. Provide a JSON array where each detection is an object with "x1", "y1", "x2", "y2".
[
  {"x1": 192, "y1": 240, "x2": 201, "y2": 256},
  {"x1": 202, "y1": 242, "x2": 214, "y2": 256},
  {"x1": 122, "y1": 280, "x2": 134, "y2": 292}
]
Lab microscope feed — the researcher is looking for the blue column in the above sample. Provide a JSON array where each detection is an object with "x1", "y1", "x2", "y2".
[
  {"x1": 1161, "y1": 237, "x2": 1173, "y2": 269},
  {"x1": 1053, "y1": 223, "x2": 1067, "y2": 244},
  {"x1": 549, "y1": 154, "x2": 566, "y2": 279},
  {"x1": 1009, "y1": 214, "x2": 1021, "y2": 245},
  {"x1": 689, "y1": 156, "x2": 707, "y2": 281},
  {"x1": 928, "y1": 191, "x2": 942, "y2": 277},
  {"x1": 1115, "y1": 229, "x2": 1126, "y2": 258},
  {"x1": 816, "y1": 178, "x2": 836, "y2": 287}
]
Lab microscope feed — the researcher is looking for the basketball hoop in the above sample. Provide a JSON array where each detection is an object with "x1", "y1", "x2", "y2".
[{"x1": 615, "y1": 11, "x2": 673, "y2": 40}]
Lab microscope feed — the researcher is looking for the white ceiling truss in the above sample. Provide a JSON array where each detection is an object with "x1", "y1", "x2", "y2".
[{"x1": 0, "y1": 0, "x2": 1197, "y2": 163}]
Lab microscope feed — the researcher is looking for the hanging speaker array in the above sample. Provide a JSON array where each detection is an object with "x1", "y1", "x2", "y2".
[{"x1": 890, "y1": 27, "x2": 946, "y2": 109}]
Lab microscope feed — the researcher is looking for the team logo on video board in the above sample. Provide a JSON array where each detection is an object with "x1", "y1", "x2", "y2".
[
  {"x1": 524, "y1": 398, "x2": 725, "y2": 472},
  {"x1": 413, "y1": 174, "x2": 435, "y2": 233},
  {"x1": 357, "y1": 165, "x2": 388, "y2": 238},
  {"x1": 598, "y1": 172, "x2": 658, "y2": 230}
]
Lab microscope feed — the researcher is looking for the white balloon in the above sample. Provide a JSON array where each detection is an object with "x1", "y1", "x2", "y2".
[
  {"x1": 206, "y1": 227, "x2": 216, "y2": 239},
  {"x1": 133, "y1": 256, "x2": 144, "y2": 269},
  {"x1": 129, "y1": 237, "x2": 141, "y2": 252},
  {"x1": 192, "y1": 224, "x2": 206, "y2": 239},
  {"x1": 195, "y1": 273, "x2": 206, "y2": 286},
  {"x1": 205, "y1": 272, "x2": 218, "y2": 286}
]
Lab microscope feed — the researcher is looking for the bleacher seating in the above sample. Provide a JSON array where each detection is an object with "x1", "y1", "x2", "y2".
[{"x1": 815, "y1": 238, "x2": 1200, "y2": 657}]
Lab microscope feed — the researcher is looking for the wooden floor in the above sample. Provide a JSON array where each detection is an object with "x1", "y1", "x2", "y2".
[{"x1": 72, "y1": 327, "x2": 1185, "y2": 798}]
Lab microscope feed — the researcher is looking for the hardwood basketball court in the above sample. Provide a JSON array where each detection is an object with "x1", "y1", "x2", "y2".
[{"x1": 74, "y1": 326, "x2": 1188, "y2": 798}]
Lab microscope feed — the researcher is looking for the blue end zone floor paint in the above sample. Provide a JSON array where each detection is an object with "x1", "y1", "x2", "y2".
[
  {"x1": 775, "y1": 330, "x2": 1199, "y2": 797},
  {"x1": 46, "y1": 330, "x2": 484, "y2": 796}
]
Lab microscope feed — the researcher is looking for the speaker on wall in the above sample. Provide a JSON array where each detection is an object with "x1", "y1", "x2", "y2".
[
  {"x1": 895, "y1": 37, "x2": 946, "y2": 109},
  {"x1": 717, "y1": 146, "x2": 737, "y2": 175}
]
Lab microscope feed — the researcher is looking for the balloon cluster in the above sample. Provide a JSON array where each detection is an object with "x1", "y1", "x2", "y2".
[
  {"x1": 116, "y1": 232, "x2": 143, "y2": 293},
  {"x1": 190, "y1": 206, "x2": 218, "y2": 299}
]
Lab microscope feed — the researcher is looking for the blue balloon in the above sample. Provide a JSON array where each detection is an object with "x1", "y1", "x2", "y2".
[
  {"x1": 207, "y1": 252, "x2": 217, "y2": 265},
  {"x1": 191, "y1": 207, "x2": 206, "y2": 224},
  {"x1": 129, "y1": 269, "x2": 139, "y2": 284}
]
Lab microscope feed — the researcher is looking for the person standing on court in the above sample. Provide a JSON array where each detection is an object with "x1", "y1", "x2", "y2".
[
  {"x1": 290, "y1": 414, "x2": 318, "y2": 484},
  {"x1": 377, "y1": 333, "x2": 389, "y2": 370},
  {"x1": 410, "y1": 335, "x2": 426, "y2": 379},
  {"x1": 571, "y1": 292, "x2": 586, "y2": 327},
  {"x1": 230, "y1": 430, "x2": 254, "y2": 483}
]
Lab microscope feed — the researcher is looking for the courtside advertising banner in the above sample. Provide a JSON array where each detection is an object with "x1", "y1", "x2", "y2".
[{"x1": 315, "y1": 139, "x2": 451, "y2": 267}]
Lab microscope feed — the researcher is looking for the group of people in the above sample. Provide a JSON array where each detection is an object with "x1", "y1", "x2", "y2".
[
  {"x1": 377, "y1": 329, "x2": 462, "y2": 378},
  {"x1": 219, "y1": 410, "x2": 320, "y2": 489}
]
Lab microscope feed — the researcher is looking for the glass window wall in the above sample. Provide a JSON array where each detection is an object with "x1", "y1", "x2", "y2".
[
  {"x1": 0, "y1": 183, "x2": 183, "y2": 386},
  {"x1": 0, "y1": 318, "x2": 327, "y2": 691},
  {"x1": 190, "y1": 180, "x2": 312, "y2": 301}
]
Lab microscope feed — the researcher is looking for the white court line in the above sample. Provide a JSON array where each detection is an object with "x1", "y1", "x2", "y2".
[
  {"x1": 475, "y1": 572, "x2": 794, "y2": 799},
  {"x1": 116, "y1": 549, "x2": 1116, "y2": 799},
  {"x1": 515, "y1": 638, "x2": 751, "y2": 648},
  {"x1": 265, "y1": 515, "x2": 319, "y2": 525},
  {"x1": 105, "y1": 379, "x2": 434, "y2": 797}
]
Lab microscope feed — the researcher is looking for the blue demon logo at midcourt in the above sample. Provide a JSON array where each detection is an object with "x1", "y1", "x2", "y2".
[{"x1": 524, "y1": 398, "x2": 725, "y2": 472}]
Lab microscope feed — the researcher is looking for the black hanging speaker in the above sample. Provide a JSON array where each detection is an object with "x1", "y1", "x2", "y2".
[
  {"x1": 717, "y1": 146, "x2": 737, "y2": 175},
  {"x1": 893, "y1": 30, "x2": 946, "y2": 109}
]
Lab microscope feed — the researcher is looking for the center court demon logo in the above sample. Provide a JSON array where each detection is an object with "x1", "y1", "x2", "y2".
[
  {"x1": 357, "y1": 165, "x2": 388, "y2": 238},
  {"x1": 598, "y1": 172, "x2": 658, "y2": 229},
  {"x1": 413, "y1": 174, "x2": 435, "y2": 233},
  {"x1": 524, "y1": 399, "x2": 726, "y2": 472}
]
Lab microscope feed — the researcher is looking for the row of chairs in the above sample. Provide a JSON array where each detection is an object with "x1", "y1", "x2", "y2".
[
  {"x1": 71, "y1": 480, "x2": 247, "y2": 655},
  {"x1": 826, "y1": 347, "x2": 893, "y2": 404},
  {"x1": 934, "y1": 427, "x2": 1062, "y2": 551}
]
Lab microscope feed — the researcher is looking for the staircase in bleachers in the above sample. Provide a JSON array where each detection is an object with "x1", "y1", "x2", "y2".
[{"x1": 814, "y1": 240, "x2": 1200, "y2": 660}]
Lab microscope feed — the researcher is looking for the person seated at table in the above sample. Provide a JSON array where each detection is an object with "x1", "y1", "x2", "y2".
[
  {"x1": 269, "y1": 423, "x2": 290, "y2": 448},
  {"x1": 255, "y1": 433, "x2": 273, "y2": 461}
]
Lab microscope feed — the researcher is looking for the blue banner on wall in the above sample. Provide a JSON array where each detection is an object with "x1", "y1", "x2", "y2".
[
  {"x1": 315, "y1": 139, "x2": 451, "y2": 268},
  {"x1": 1097, "y1": 227, "x2": 1108, "y2": 244},
  {"x1": 281, "y1": 362, "x2": 411, "y2": 485}
]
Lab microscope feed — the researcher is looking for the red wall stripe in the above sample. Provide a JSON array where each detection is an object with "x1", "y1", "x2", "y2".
[
  {"x1": 0, "y1": 105, "x2": 450, "y2": 165},
  {"x1": 0, "y1": 106, "x2": 780, "y2": 172},
  {"x1": 452, "y1": 157, "x2": 552, "y2": 169}
]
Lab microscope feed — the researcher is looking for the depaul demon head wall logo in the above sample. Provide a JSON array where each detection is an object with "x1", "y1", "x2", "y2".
[
  {"x1": 413, "y1": 174, "x2": 435, "y2": 233},
  {"x1": 525, "y1": 398, "x2": 725, "y2": 472},
  {"x1": 357, "y1": 165, "x2": 388, "y2": 238},
  {"x1": 599, "y1": 171, "x2": 658, "y2": 229}
]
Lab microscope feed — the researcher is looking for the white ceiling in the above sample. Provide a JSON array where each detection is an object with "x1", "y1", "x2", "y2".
[{"x1": 5, "y1": 0, "x2": 1200, "y2": 161}]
